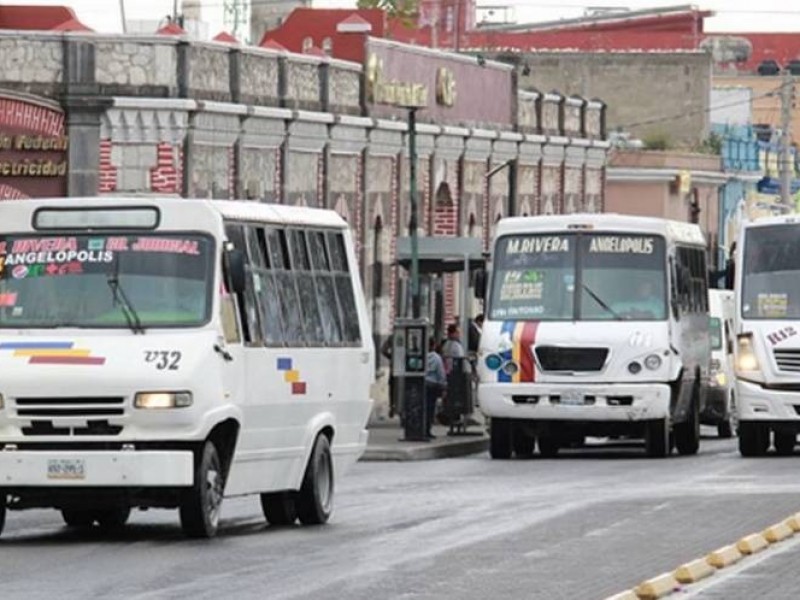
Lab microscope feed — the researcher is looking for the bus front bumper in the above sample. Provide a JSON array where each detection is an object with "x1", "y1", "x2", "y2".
[
  {"x1": 737, "y1": 379, "x2": 800, "y2": 422},
  {"x1": 478, "y1": 382, "x2": 671, "y2": 422},
  {"x1": 0, "y1": 450, "x2": 194, "y2": 487}
]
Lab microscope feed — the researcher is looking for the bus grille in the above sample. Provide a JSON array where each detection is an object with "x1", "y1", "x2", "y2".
[
  {"x1": 774, "y1": 349, "x2": 800, "y2": 372},
  {"x1": 13, "y1": 397, "x2": 125, "y2": 418},
  {"x1": 535, "y1": 346, "x2": 609, "y2": 372}
]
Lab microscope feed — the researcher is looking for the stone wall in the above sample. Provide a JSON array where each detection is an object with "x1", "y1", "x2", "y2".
[{"x1": 513, "y1": 51, "x2": 710, "y2": 146}]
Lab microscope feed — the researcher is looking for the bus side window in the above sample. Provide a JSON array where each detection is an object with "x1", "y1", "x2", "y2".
[
  {"x1": 308, "y1": 230, "x2": 343, "y2": 345},
  {"x1": 224, "y1": 223, "x2": 259, "y2": 345},
  {"x1": 327, "y1": 231, "x2": 361, "y2": 343},
  {"x1": 269, "y1": 227, "x2": 306, "y2": 346},
  {"x1": 290, "y1": 229, "x2": 325, "y2": 346},
  {"x1": 251, "y1": 226, "x2": 285, "y2": 346}
]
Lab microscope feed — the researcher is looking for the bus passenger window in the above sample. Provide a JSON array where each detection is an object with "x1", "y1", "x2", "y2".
[
  {"x1": 327, "y1": 232, "x2": 360, "y2": 343},
  {"x1": 309, "y1": 231, "x2": 342, "y2": 344}
]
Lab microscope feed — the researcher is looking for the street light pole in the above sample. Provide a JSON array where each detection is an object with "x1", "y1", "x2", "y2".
[{"x1": 407, "y1": 107, "x2": 420, "y2": 319}]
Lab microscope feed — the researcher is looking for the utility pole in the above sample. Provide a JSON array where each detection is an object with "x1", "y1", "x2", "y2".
[{"x1": 780, "y1": 69, "x2": 795, "y2": 208}]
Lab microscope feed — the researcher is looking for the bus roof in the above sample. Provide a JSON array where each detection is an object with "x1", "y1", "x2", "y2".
[
  {"x1": 740, "y1": 213, "x2": 800, "y2": 229},
  {"x1": 494, "y1": 213, "x2": 706, "y2": 246},
  {"x1": 0, "y1": 196, "x2": 349, "y2": 231}
]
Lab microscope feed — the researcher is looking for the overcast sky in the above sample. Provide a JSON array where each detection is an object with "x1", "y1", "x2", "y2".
[{"x1": 5, "y1": 0, "x2": 800, "y2": 35}]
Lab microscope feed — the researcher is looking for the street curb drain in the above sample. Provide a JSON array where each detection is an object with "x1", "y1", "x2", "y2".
[{"x1": 603, "y1": 511, "x2": 800, "y2": 600}]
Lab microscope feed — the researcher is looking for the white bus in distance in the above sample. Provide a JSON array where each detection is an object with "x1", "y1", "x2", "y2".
[
  {"x1": 0, "y1": 197, "x2": 374, "y2": 538},
  {"x1": 733, "y1": 214, "x2": 800, "y2": 456},
  {"x1": 477, "y1": 214, "x2": 710, "y2": 458}
]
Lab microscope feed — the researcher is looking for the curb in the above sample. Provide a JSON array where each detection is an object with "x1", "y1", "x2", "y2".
[
  {"x1": 360, "y1": 437, "x2": 489, "y2": 461},
  {"x1": 604, "y1": 511, "x2": 800, "y2": 600}
]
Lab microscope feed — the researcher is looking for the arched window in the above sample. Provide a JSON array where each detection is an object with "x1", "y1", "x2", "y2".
[
  {"x1": 322, "y1": 37, "x2": 333, "y2": 55},
  {"x1": 302, "y1": 37, "x2": 313, "y2": 53}
]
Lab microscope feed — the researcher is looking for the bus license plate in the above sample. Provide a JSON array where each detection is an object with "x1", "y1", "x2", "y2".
[
  {"x1": 47, "y1": 459, "x2": 86, "y2": 480},
  {"x1": 561, "y1": 391, "x2": 584, "y2": 406}
]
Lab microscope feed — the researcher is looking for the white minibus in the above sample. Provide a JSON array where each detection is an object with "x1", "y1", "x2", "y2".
[
  {"x1": 477, "y1": 214, "x2": 710, "y2": 458},
  {"x1": 733, "y1": 215, "x2": 800, "y2": 455},
  {"x1": 702, "y1": 289, "x2": 736, "y2": 438},
  {"x1": 0, "y1": 197, "x2": 373, "y2": 537}
]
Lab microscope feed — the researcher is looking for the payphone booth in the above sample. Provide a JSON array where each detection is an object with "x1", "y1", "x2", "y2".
[{"x1": 392, "y1": 318, "x2": 430, "y2": 442}]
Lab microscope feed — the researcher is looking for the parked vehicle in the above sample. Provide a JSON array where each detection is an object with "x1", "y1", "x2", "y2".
[
  {"x1": 702, "y1": 289, "x2": 736, "y2": 438},
  {"x1": 0, "y1": 197, "x2": 374, "y2": 537},
  {"x1": 476, "y1": 214, "x2": 710, "y2": 458},
  {"x1": 733, "y1": 216, "x2": 800, "y2": 456}
]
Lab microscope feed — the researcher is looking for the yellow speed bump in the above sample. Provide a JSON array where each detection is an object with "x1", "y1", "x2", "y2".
[
  {"x1": 673, "y1": 558, "x2": 715, "y2": 584},
  {"x1": 706, "y1": 544, "x2": 743, "y2": 569},
  {"x1": 604, "y1": 591, "x2": 638, "y2": 600},
  {"x1": 786, "y1": 513, "x2": 800, "y2": 532},
  {"x1": 737, "y1": 533, "x2": 769, "y2": 555},
  {"x1": 763, "y1": 521, "x2": 794, "y2": 544},
  {"x1": 634, "y1": 572, "x2": 679, "y2": 600}
]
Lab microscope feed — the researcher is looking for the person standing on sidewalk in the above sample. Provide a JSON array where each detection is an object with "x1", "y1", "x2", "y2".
[{"x1": 425, "y1": 337, "x2": 447, "y2": 439}]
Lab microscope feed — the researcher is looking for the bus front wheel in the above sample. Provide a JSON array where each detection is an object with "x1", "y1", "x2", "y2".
[
  {"x1": 489, "y1": 418, "x2": 512, "y2": 459},
  {"x1": 739, "y1": 422, "x2": 769, "y2": 457},
  {"x1": 645, "y1": 419, "x2": 670, "y2": 458},
  {"x1": 296, "y1": 434, "x2": 334, "y2": 525},
  {"x1": 180, "y1": 440, "x2": 225, "y2": 538},
  {"x1": 674, "y1": 382, "x2": 700, "y2": 456}
]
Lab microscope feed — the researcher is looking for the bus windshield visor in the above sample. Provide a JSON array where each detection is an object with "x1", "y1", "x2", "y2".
[
  {"x1": 489, "y1": 233, "x2": 667, "y2": 321},
  {"x1": 742, "y1": 224, "x2": 800, "y2": 319},
  {"x1": 0, "y1": 233, "x2": 214, "y2": 329}
]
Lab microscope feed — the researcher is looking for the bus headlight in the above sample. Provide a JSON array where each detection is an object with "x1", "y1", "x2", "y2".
[
  {"x1": 644, "y1": 354, "x2": 662, "y2": 370},
  {"x1": 736, "y1": 334, "x2": 761, "y2": 375},
  {"x1": 134, "y1": 391, "x2": 193, "y2": 409}
]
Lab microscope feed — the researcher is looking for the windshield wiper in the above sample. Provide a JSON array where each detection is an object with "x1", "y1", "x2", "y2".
[
  {"x1": 106, "y1": 267, "x2": 145, "y2": 335},
  {"x1": 582, "y1": 283, "x2": 623, "y2": 320}
]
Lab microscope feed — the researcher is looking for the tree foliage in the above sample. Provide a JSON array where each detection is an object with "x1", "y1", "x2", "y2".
[{"x1": 357, "y1": 0, "x2": 419, "y2": 27}]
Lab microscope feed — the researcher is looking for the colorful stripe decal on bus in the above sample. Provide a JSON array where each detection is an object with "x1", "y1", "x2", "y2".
[
  {"x1": 277, "y1": 357, "x2": 307, "y2": 395},
  {"x1": 0, "y1": 341, "x2": 106, "y2": 365},
  {"x1": 496, "y1": 322, "x2": 538, "y2": 383},
  {"x1": 497, "y1": 321, "x2": 515, "y2": 383}
]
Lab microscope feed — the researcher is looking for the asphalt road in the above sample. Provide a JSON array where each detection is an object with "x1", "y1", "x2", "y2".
[{"x1": 4, "y1": 430, "x2": 800, "y2": 600}]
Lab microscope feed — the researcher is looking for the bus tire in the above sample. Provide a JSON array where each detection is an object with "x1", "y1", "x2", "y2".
[
  {"x1": 645, "y1": 419, "x2": 670, "y2": 458},
  {"x1": 97, "y1": 507, "x2": 131, "y2": 531},
  {"x1": 62, "y1": 509, "x2": 95, "y2": 529},
  {"x1": 538, "y1": 433, "x2": 560, "y2": 458},
  {"x1": 774, "y1": 431, "x2": 796, "y2": 456},
  {"x1": 512, "y1": 425, "x2": 535, "y2": 458},
  {"x1": 739, "y1": 422, "x2": 769, "y2": 457},
  {"x1": 674, "y1": 382, "x2": 700, "y2": 456},
  {"x1": 260, "y1": 492, "x2": 297, "y2": 526},
  {"x1": 296, "y1": 434, "x2": 334, "y2": 526},
  {"x1": 489, "y1": 418, "x2": 512, "y2": 459},
  {"x1": 180, "y1": 440, "x2": 225, "y2": 538},
  {"x1": 0, "y1": 493, "x2": 6, "y2": 538},
  {"x1": 717, "y1": 419, "x2": 733, "y2": 439}
]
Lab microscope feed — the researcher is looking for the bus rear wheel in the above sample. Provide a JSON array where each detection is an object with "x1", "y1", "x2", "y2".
[
  {"x1": 489, "y1": 418, "x2": 512, "y2": 459},
  {"x1": 61, "y1": 509, "x2": 95, "y2": 529},
  {"x1": 537, "y1": 433, "x2": 560, "y2": 458},
  {"x1": 512, "y1": 424, "x2": 535, "y2": 458}
]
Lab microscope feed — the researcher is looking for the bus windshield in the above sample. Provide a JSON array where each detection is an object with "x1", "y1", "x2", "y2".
[
  {"x1": 742, "y1": 224, "x2": 800, "y2": 320},
  {"x1": 0, "y1": 232, "x2": 214, "y2": 329},
  {"x1": 489, "y1": 232, "x2": 667, "y2": 321}
]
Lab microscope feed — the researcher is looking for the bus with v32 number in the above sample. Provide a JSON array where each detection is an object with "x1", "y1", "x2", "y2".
[
  {"x1": 0, "y1": 196, "x2": 374, "y2": 538},
  {"x1": 476, "y1": 214, "x2": 710, "y2": 458}
]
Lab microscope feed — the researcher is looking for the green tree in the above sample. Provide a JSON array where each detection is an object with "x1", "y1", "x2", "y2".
[{"x1": 357, "y1": 0, "x2": 419, "y2": 27}]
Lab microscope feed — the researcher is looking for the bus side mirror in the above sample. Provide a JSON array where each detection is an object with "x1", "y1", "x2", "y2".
[
  {"x1": 474, "y1": 269, "x2": 487, "y2": 300},
  {"x1": 224, "y1": 248, "x2": 247, "y2": 295}
]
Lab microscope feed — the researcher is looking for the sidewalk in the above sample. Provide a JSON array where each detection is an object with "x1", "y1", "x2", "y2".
[{"x1": 361, "y1": 417, "x2": 489, "y2": 461}]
